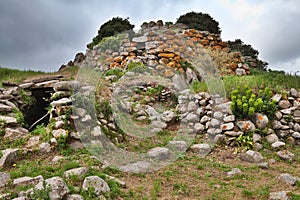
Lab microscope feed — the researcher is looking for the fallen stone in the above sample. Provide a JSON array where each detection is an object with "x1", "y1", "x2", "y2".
[
  {"x1": 271, "y1": 141, "x2": 286, "y2": 149},
  {"x1": 277, "y1": 150, "x2": 294, "y2": 161},
  {"x1": 0, "y1": 148, "x2": 19, "y2": 168},
  {"x1": 50, "y1": 98, "x2": 72, "y2": 107},
  {"x1": 54, "y1": 80, "x2": 80, "y2": 92},
  {"x1": 82, "y1": 176, "x2": 110, "y2": 196},
  {"x1": 266, "y1": 134, "x2": 279, "y2": 144},
  {"x1": 278, "y1": 100, "x2": 291, "y2": 109},
  {"x1": 190, "y1": 143, "x2": 211, "y2": 158},
  {"x1": 13, "y1": 175, "x2": 43, "y2": 187},
  {"x1": 269, "y1": 191, "x2": 290, "y2": 200},
  {"x1": 64, "y1": 167, "x2": 88, "y2": 179},
  {"x1": 147, "y1": 147, "x2": 169, "y2": 160},
  {"x1": 223, "y1": 115, "x2": 235, "y2": 123},
  {"x1": 34, "y1": 176, "x2": 70, "y2": 200},
  {"x1": 4, "y1": 127, "x2": 28, "y2": 139},
  {"x1": 0, "y1": 115, "x2": 17, "y2": 125},
  {"x1": 279, "y1": 173, "x2": 299, "y2": 186},
  {"x1": 227, "y1": 168, "x2": 242, "y2": 177},
  {"x1": 66, "y1": 194, "x2": 84, "y2": 200},
  {"x1": 240, "y1": 150, "x2": 264, "y2": 163},
  {"x1": 220, "y1": 123, "x2": 234, "y2": 131},
  {"x1": 0, "y1": 172, "x2": 10, "y2": 188}
]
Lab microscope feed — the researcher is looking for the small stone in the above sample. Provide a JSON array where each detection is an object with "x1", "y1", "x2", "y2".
[
  {"x1": 290, "y1": 88, "x2": 298, "y2": 98},
  {"x1": 187, "y1": 101, "x2": 197, "y2": 112},
  {"x1": 252, "y1": 113, "x2": 269, "y2": 129},
  {"x1": 52, "y1": 156, "x2": 65, "y2": 164},
  {"x1": 147, "y1": 147, "x2": 169, "y2": 160},
  {"x1": 4, "y1": 127, "x2": 28, "y2": 139},
  {"x1": 185, "y1": 113, "x2": 199, "y2": 122},
  {"x1": 236, "y1": 120, "x2": 256, "y2": 132},
  {"x1": 292, "y1": 132, "x2": 300, "y2": 139},
  {"x1": 240, "y1": 150, "x2": 264, "y2": 163},
  {"x1": 277, "y1": 150, "x2": 294, "y2": 161},
  {"x1": 52, "y1": 129, "x2": 68, "y2": 139},
  {"x1": 0, "y1": 172, "x2": 10, "y2": 188},
  {"x1": 276, "y1": 130, "x2": 290, "y2": 138},
  {"x1": 275, "y1": 111, "x2": 283, "y2": 120},
  {"x1": 271, "y1": 141, "x2": 286, "y2": 149},
  {"x1": 39, "y1": 142, "x2": 51, "y2": 153},
  {"x1": 13, "y1": 175, "x2": 43, "y2": 186},
  {"x1": 266, "y1": 134, "x2": 279, "y2": 144},
  {"x1": 27, "y1": 136, "x2": 40, "y2": 148},
  {"x1": 253, "y1": 133, "x2": 262, "y2": 143},
  {"x1": 194, "y1": 123, "x2": 205, "y2": 133},
  {"x1": 210, "y1": 118, "x2": 220, "y2": 128},
  {"x1": 200, "y1": 115, "x2": 210, "y2": 124},
  {"x1": 224, "y1": 131, "x2": 243, "y2": 137},
  {"x1": 278, "y1": 100, "x2": 291, "y2": 109},
  {"x1": 168, "y1": 141, "x2": 187, "y2": 152},
  {"x1": 258, "y1": 162, "x2": 269, "y2": 169},
  {"x1": 220, "y1": 123, "x2": 234, "y2": 131},
  {"x1": 294, "y1": 110, "x2": 300, "y2": 117},
  {"x1": 82, "y1": 176, "x2": 110, "y2": 196},
  {"x1": 66, "y1": 194, "x2": 84, "y2": 200},
  {"x1": 213, "y1": 111, "x2": 223, "y2": 120},
  {"x1": 161, "y1": 110, "x2": 176, "y2": 122},
  {"x1": 0, "y1": 115, "x2": 17, "y2": 125},
  {"x1": 34, "y1": 176, "x2": 70, "y2": 199},
  {"x1": 223, "y1": 115, "x2": 235, "y2": 122},
  {"x1": 271, "y1": 94, "x2": 282, "y2": 102},
  {"x1": 0, "y1": 148, "x2": 19, "y2": 168},
  {"x1": 207, "y1": 128, "x2": 222, "y2": 136},
  {"x1": 269, "y1": 191, "x2": 290, "y2": 200},
  {"x1": 236, "y1": 68, "x2": 246, "y2": 76},
  {"x1": 190, "y1": 143, "x2": 211, "y2": 158},
  {"x1": 227, "y1": 168, "x2": 242, "y2": 177},
  {"x1": 51, "y1": 98, "x2": 72, "y2": 107},
  {"x1": 293, "y1": 123, "x2": 300, "y2": 132},
  {"x1": 64, "y1": 167, "x2": 88, "y2": 178},
  {"x1": 279, "y1": 173, "x2": 298, "y2": 186}
]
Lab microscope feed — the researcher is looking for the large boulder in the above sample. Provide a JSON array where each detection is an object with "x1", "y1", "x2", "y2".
[{"x1": 82, "y1": 176, "x2": 110, "y2": 196}]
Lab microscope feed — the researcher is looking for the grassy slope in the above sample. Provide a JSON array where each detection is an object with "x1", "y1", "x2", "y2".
[{"x1": 0, "y1": 67, "x2": 300, "y2": 199}]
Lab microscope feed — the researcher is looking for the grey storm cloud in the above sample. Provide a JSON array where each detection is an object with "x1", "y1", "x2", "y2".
[{"x1": 0, "y1": 0, "x2": 299, "y2": 72}]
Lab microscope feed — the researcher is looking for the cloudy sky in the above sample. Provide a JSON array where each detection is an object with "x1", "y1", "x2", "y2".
[{"x1": 0, "y1": 0, "x2": 299, "y2": 73}]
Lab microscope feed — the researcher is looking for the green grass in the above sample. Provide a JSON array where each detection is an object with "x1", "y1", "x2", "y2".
[{"x1": 0, "y1": 67, "x2": 46, "y2": 84}]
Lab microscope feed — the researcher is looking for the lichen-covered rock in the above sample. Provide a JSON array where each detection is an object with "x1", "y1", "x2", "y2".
[
  {"x1": 0, "y1": 148, "x2": 19, "y2": 168},
  {"x1": 82, "y1": 176, "x2": 110, "y2": 196},
  {"x1": 236, "y1": 120, "x2": 256, "y2": 132},
  {"x1": 252, "y1": 113, "x2": 269, "y2": 129},
  {"x1": 240, "y1": 150, "x2": 264, "y2": 163}
]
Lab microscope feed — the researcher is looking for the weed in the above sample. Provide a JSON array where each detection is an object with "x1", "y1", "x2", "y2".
[
  {"x1": 190, "y1": 80, "x2": 208, "y2": 93},
  {"x1": 27, "y1": 181, "x2": 51, "y2": 200},
  {"x1": 12, "y1": 108, "x2": 26, "y2": 127},
  {"x1": 237, "y1": 132, "x2": 254, "y2": 150},
  {"x1": 151, "y1": 179, "x2": 162, "y2": 199}
]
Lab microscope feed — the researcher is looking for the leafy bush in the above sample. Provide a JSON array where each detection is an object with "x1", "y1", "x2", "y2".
[
  {"x1": 227, "y1": 39, "x2": 268, "y2": 70},
  {"x1": 176, "y1": 11, "x2": 221, "y2": 34},
  {"x1": 127, "y1": 61, "x2": 144, "y2": 71},
  {"x1": 87, "y1": 17, "x2": 134, "y2": 49},
  {"x1": 237, "y1": 132, "x2": 254, "y2": 150},
  {"x1": 230, "y1": 85, "x2": 277, "y2": 119}
]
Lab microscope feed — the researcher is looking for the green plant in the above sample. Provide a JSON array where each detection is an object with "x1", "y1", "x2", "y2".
[
  {"x1": 0, "y1": 119, "x2": 6, "y2": 136},
  {"x1": 176, "y1": 11, "x2": 221, "y2": 34},
  {"x1": 190, "y1": 80, "x2": 208, "y2": 93},
  {"x1": 28, "y1": 181, "x2": 51, "y2": 200},
  {"x1": 12, "y1": 109, "x2": 26, "y2": 127},
  {"x1": 0, "y1": 151, "x2": 3, "y2": 158},
  {"x1": 230, "y1": 85, "x2": 277, "y2": 120},
  {"x1": 237, "y1": 132, "x2": 254, "y2": 150},
  {"x1": 87, "y1": 17, "x2": 134, "y2": 49},
  {"x1": 20, "y1": 89, "x2": 35, "y2": 107},
  {"x1": 103, "y1": 68, "x2": 124, "y2": 80},
  {"x1": 127, "y1": 61, "x2": 144, "y2": 71}
]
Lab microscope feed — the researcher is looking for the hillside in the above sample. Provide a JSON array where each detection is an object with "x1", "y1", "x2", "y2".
[{"x1": 1, "y1": 13, "x2": 300, "y2": 200}]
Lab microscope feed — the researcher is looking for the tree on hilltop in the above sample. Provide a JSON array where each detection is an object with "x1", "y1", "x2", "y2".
[
  {"x1": 87, "y1": 17, "x2": 134, "y2": 49},
  {"x1": 176, "y1": 11, "x2": 221, "y2": 34}
]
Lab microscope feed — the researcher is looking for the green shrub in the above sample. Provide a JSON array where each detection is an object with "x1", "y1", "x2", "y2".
[
  {"x1": 103, "y1": 68, "x2": 124, "y2": 80},
  {"x1": 127, "y1": 61, "x2": 144, "y2": 71},
  {"x1": 28, "y1": 181, "x2": 51, "y2": 200},
  {"x1": 0, "y1": 119, "x2": 6, "y2": 136},
  {"x1": 237, "y1": 132, "x2": 254, "y2": 150},
  {"x1": 12, "y1": 109, "x2": 26, "y2": 127},
  {"x1": 230, "y1": 85, "x2": 277, "y2": 119}
]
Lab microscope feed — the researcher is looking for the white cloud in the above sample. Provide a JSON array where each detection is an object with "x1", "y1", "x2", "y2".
[{"x1": 218, "y1": 0, "x2": 264, "y2": 20}]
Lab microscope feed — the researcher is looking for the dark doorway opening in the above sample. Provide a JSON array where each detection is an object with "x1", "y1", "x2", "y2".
[{"x1": 24, "y1": 87, "x2": 54, "y2": 130}]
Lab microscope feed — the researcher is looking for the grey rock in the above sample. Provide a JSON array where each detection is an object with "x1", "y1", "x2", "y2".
[
  {"x1": 253, "y1": 113, "x2": 269, "y2": 129},
  {"x1": 276, "y1": 130, "x2": 290, "y2": 138},
  {"x1": 39, "y1": 142, "x2": 51, "y2": 153},
  {"x1": 220, "y1": 123, "x2": 234, "y2": 131},
  {"x1": 258, "y1": 162, "x2": 269, "y2": 169},
  {"x1": 294, "y1": 110, "x2": 300, "y2": 117},
  {"x1": 50, "y1": 98, "x2": 72, "y2": 107},
  {"x1": 172, "y1": 74, "x2": 188, "y2": 91},
  {"x1": 12, "y1": 197, "x2": 27, "y2": 200},
  {"x1": 82, "y1": 176, "x2": 110, "y2": 196},
  {"x1": 253, "y1": 133, "x2": 262, "y2": 143},
  {"x1": 236, "y1": 120, "x2": 256, "y2": 132},
  {"x1": 185, "y1": 113, "x2": 198, "y2": 122},
  {"x1": 0, "y1": 103, "x2": 13, "y2": 112},
  {"x1": 271, "y1": 141, "x2": 286, "y2": 149},
  {"x1": 293, "y1": 123, "x2": 300, "y2": 132},
  {"x1": 145, "y1": 106, "x2": 158, "y2": 117},
  {"x1": 272, "y1": 120, "x2": 283, "y2": 129},
  {"x1": 278, "y1": 100, "x2": 291, "y2": 109},
  {"x1": 161, "y1": 110, "x2": 176, "y2": 122},
  {"x1": 187, "y1": 101, "x2": 197, "y2": 112},
  {"x1": 275, "y1": 111, "x2": 283, "y2": 120},
  {"x1": 26, "y1": 136, "x2": 40, "y2": 148},
  {"x1": 223, "y1": 115, "x2": 235, "y2": 123},
  {"x1": 0, "y1": 172, "x2": 10, "y2": 188},
  {"x1": 290, "y1": 88, "x2": 298, "y2": 98},
  {"x1": 277, "y1": 150, "x2": 294, "y2": 161},
  {"x1": 0, "y1": 115, "x2": 17, "y2": 125},
  {"x1": 209, "y1": 118, "x2": 220, "y2": 128},
  {"x1": 271, "y1": 94, "x2": 282, "y2": 102},
  {"x1": 54, "y1": 80, "x2": 80, "y2": 91},
  {"x1": 224, "y1": 131, "x2": 243, "y2": 137},
  {"x1": 240, "y1": 150, "x2": 264, "y2": 163},
  {"x1": 207, "y1": 128, "x2": 222, "y2": 136},
  {"x1": 120, "y1": 161, "x2": 151, "y2": 173},
  {"x1": 213, "y1": 111, "x2": 224, "y2": 120},
  {"x1": 66, "y1": 194, "x2": 84, "y2": 200},
  {"x1": 227, "y1": 168, "x2": 242, "y2": 177},
  {"x1": 194, "y1": 123, "x2": 205, "y2": 133},
  {"x1": 292, "y1": 132, "x2": 300, "y2": 139},
  {"x1": 147, "y1": 147, "x2": 169, "y2": 160},
  {"x1": 215, "y1": 102, "x2": 232, "y2": 114},
  {"x1": 266, "y1": 134, "x2": 279, "y2": 144},
  {"x1": 279, "y1": 173, "x2": 298, "y2": 186},
  {"x1": 64, "y1": 167, "x2": 88, "y2": 178},
  {"x1": 269, "y1": 191, "x2": 290, "y2": 200},
  {"x1": 0, "y1": 148, "x2": 19, "y2": 168},
  {"x1": 168, "y1": 141, "x2": 187, "y2": 152},
  {"x1": 132, "y1": 35, "x2": 148, "y2": 43},
  {"x1": 34, "y1": 176, "x2": 70, "y2": 200},
  {"x1": 200, "y1": 115, "x2": 211, "y2": 124},
  {"x1": 236, "y1": 68, "x2": 246, "y2": 76},
  {"x1": 13, "y1": 175, "x2": 43, "y2": 186},
  {"x1": 190, "y1": 143, "x2": 211, "y2": 158},
  {"x1": 151, "y1": 120, "x2": 167, "y2": 129},
  {"x1": 136, "y1": 116, "x2": 148, "y2": 121},
  {"x1": 52, "y1": 156, "x2": 65, "y2": 164},
  {"x1": 281, "y1": 108, "x2": 295, "y2": 115},
  {"x1": 4, "y1": 127, "x2": 28, "y2": 139}
]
